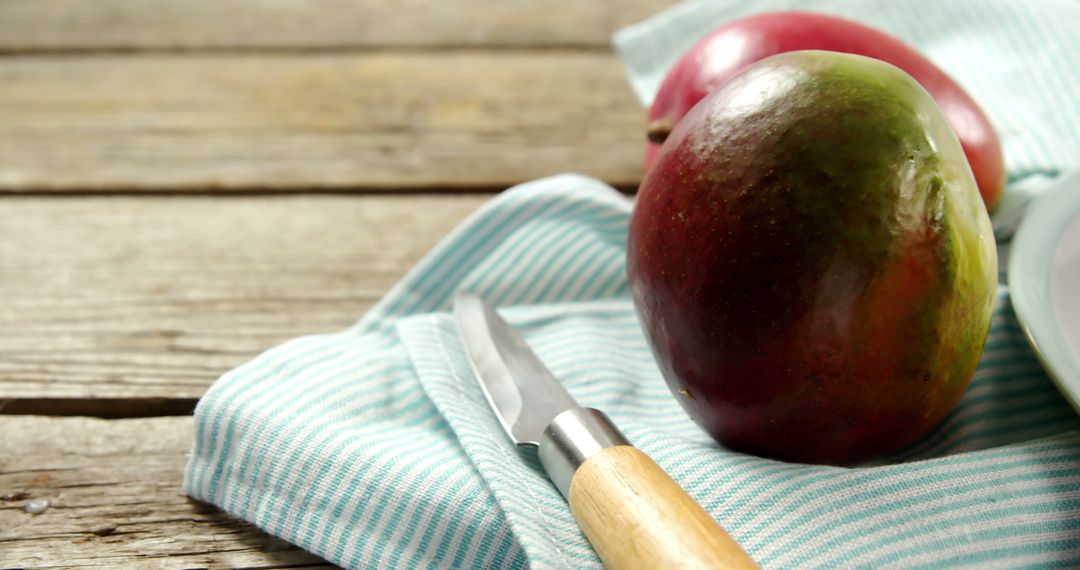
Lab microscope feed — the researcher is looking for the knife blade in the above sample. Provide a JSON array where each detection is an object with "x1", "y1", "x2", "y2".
[
  {"x1": 453, "y1": 293, "x2": 758, "y2": 570},
  {"x1": 452, "y1": 292, "x2": 578, "y2": 447}
]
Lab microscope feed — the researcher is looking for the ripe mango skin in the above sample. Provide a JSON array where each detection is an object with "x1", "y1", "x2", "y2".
[{"x1": 628, "y1": 51, "x2": 997, "y2": 465}]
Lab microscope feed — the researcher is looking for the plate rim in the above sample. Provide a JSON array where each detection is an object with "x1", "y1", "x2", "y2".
[{"x1": 1007, "y1": 169, "x2": 1080, "y2": 416}]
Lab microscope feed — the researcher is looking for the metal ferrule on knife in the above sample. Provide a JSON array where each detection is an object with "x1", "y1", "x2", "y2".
[
  {"x1": 453, "y1": 293, "x2": 758, "y2": 569},
  {"x1": 538, "y1": 408, "x2": 630, "y2": 499}
]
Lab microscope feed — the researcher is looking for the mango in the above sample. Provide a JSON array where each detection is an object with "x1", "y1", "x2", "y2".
[{"x1": 628, "y1": 51, "x2": 997, "y2": 464}]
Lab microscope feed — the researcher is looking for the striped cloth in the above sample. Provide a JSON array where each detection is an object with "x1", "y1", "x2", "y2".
[{"x1": 184, "y1": 1, "x2": 1080, "y2": 568}]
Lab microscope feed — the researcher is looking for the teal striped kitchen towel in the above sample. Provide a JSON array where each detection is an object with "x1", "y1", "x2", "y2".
[{"x1": 185, "y1": 1, "x2": 1080, "y2": 568}]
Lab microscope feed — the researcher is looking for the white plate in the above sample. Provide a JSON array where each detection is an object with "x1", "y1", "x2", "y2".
[{"x1": 1008, "y1": 169, "x2": 1080, "y2": 415}]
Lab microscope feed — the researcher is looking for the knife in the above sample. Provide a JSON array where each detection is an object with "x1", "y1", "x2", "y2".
[{"x1": 453, "y1": 293, "x2": 758, "y2": 569}]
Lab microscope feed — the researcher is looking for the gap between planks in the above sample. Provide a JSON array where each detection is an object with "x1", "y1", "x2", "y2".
[
  {"x1": 0, "y1": 415, "x2": 337, "y2": 569},
  {"x1": 0, "y1": 194, "x2": 490, "y2": 417}
]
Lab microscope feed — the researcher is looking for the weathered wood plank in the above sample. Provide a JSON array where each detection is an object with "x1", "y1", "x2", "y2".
[
  {"x1": 0, "y1": 416, "x2": 336, "y2": 569},
  {"x1": 0, "y1": 53, "x2": 646, "y2": 192},
  {"x1": 0, "y1": 0, "x2": 672, "y2": 52},
  {"x1": 0, "y1": 195, "x2": 486, "y2": 412}
]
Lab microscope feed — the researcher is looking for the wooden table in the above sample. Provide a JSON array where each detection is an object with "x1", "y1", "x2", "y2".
[{"x1": 0, "y1": 1, "x2": 672, "y2": 567}]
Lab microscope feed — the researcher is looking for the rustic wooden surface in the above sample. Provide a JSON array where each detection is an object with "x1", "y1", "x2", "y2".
[
  {"x1": 0, "y1": 0, "x2": 670, "y2": 567},
  {"x1": 0, "y1": 416, "x2": 333, "y2": 569},
  {"x1": 0, "y1": 53, "x2": 643, "y2": 192},
  {"x1": 0, "y1": 195, "x2": 485, "y2": 413},
  {"x1": 0, "y1": 0, "x2": 670, "y2": 52}
]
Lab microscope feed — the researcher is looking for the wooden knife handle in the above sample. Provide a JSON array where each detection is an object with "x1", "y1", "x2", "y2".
[{"x1": 568, "y1": 445, "x2": 758, "y2": 570}]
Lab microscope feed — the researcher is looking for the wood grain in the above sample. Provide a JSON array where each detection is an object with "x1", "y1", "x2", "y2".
[
  {"x1": 0, "y1": 0, "x2": 673, "y2": 52},
  {"x1": 0, "y1": 53, "x2": 646, "y2": 193},
  {"x1": 0, "y1": 194, "x2": 485, "y2": 412},
  {"x1": 0, "y1": 416, "x2": 336, "y2": 569},
  {"x1": 569, "y1": 446, "x2": 758, "y2": 570}
]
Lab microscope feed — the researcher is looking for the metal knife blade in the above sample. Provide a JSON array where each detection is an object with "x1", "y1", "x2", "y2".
[
  {"x1": 451, "y1": 292, "x2": 759, "y2": 569},
  {"x1": 453, "y1": 292, "x2": 580, "y2": 447}
]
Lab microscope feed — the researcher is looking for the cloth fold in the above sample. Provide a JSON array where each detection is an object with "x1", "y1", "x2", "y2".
[
  {"x1": 186, "y1": 1, "x2": 1080, "y2": 568},
  {"x1": 186, "y1": 176, "x2": 1080, "y2": 569}
]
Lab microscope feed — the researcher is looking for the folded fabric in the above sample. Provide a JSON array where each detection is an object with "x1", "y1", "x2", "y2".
[
  {"x1": 185, "y1": 1, "x2": 1080, "y2": 568},
  {"x1": 185, "y1": 175, "x2": 1080, "y2": 569}
]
